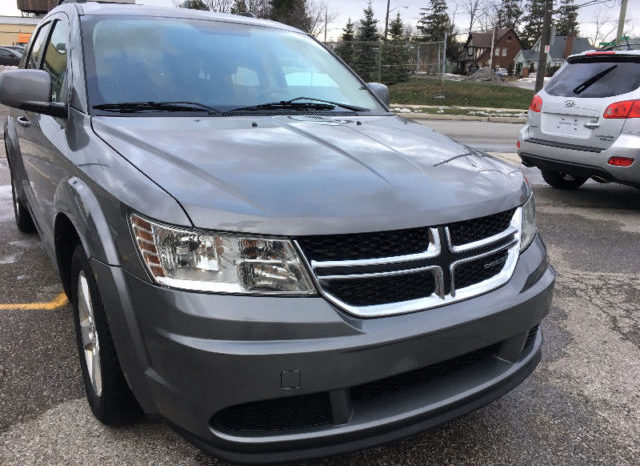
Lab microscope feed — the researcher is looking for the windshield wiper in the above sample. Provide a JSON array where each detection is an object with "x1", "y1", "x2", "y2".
[
  {"x1": 572, "y1": 65, "x2": 617, "y2": 95},
  {"x1": 93, "y1": 101, "x2": 220, "y2": 114},
  {"x1": 230, "y1": 97, "x2": 368, "y2": 113}
]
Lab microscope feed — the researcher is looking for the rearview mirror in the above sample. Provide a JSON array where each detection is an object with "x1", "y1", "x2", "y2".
[
  {"x1": 0, "y1": 69, "x2": 67, "y2": 118},
  {"x1": 367, "y1": 82, "x2": 390, "y2": 108}
]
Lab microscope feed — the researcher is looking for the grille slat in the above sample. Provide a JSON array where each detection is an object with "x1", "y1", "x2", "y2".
[
  {"x1": 448, "y1": 209, "x2": 516, "y2": 246},
  {"x1": 454, "y1": 250, "x2": 509, "y2": 289},
  {"x1": 212, "y1": 392, "x2": 332, "y2": 433},
  {"x1": 324, "y1": 270, "x2": 436, "y2": 306},
  {"x1": 351, "y1": 344, "x2": 499, "y2": 402},
  {"x1": 297, "y1": 227, "x2": 430, "y2": 261}
]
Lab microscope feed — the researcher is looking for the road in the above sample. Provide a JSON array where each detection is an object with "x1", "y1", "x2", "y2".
[
  {"x1": 1, "y1": 115, "x2": 639, "y2": 465},
  {"x1": 420, "y1": 120, "x2": 521, "y2": 153}
]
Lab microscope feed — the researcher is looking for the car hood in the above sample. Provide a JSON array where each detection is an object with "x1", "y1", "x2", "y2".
[{"x1": 92, "y1": 114, "x2": 528, "y2": 235}]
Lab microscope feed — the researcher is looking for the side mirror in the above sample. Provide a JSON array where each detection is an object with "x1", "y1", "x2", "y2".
[
  {"x1": 0, "y1": 69, "x2": 67, "y2": 118},
  {"x1": 367, "y1": 82, "x2": 390, "y2": 107}
]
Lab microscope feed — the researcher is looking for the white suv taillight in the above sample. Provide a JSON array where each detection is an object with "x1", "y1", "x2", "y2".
[
  {"x1": 529, "y1": 95, "x2": 543, "y2": 112},
  {"x1": 603, "y1": 100, "x2": 640, "y2": 119}
]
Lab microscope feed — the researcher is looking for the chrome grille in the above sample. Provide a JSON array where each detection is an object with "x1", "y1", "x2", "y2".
[{"x1": 296, "y1": 208, "x2": 522, "y2": 317}]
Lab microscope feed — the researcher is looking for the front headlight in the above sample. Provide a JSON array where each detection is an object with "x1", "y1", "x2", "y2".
[
  {"x1": 130, "y1": 214, "x2": 316, "y2": 294},
  {"x1": 520, "y1": 193, "x2": 537, "y2": 251}
]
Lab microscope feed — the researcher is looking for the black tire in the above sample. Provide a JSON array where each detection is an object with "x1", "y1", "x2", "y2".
[
  {"x1": 541, "y1": 169, "x2": 588, "y2": 190},
  {"x1": 8, "y1": 162, "x2": 36, "y2": 233},
  {"x1": 70, "y1": 244, "x2": 142, "y2": 425}
]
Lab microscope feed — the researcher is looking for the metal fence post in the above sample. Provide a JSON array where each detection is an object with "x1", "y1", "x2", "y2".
[
  {"x1": 377, "y1": 45, "x2": 382, "y2": 82},
  {"x1": 441, "y1": 30, "x2": 447, "y2": 85}
]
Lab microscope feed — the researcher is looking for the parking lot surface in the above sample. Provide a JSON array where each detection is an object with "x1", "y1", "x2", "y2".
[{"x1": 1, "y1": 111, "x2": 639, "y2": 465}]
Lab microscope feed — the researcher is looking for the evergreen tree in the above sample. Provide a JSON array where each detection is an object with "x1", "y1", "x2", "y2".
[
  {"x1": 381, "y1": 13, "x2": 410, "y2": 84},
  {"x1": 417, "y1": 0, "x2": 456, "y2": 62},
  {"x1": 353, "y1": 2, "x2": 380, "y2": 82},
  {"x1": 231, "y1": 0, "x2": 248, "y2": 14},
  {"x1": 179, "y1": 0, "x2": 209, "y2": 10},
  {"x1": 334, "y1": 19, "x2": 356, "y2": 68},
  {"x1": 497, "y1": 0, "x2": 523, "y2": 30},
  {"x1": 555, "y1": 0, "x2": 579, "y2": 35},
  {"x1": 270, "y1": 0, "x2": 312, "y2": 32},
  {"x1": 522, "y1": 0, "x2": 549, "y2": 48},
  {"x1": 417, "y1": 0, "x2": 450, "y2": 42}
]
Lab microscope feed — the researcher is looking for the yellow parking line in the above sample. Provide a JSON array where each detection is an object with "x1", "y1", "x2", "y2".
[{"x1": 0, "y1": 292, "x2": 68, "y2": 311}]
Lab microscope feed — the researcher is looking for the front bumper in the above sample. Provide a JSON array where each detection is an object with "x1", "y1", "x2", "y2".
[
  {"x1": 517, "y1": 125, "x2": 640, "y2": 186},
  {"x1": 93, "y1": 235, "x2": 555, "y2": 463}
]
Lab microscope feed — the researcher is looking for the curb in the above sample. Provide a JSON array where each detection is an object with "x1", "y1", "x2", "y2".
[{"x1": 396, "y1": 112, "x2": 526, "y2": 124}]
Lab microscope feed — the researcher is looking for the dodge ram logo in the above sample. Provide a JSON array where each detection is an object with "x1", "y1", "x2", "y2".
[{"x1": 565, "y1": 100, "x2": 576, "y2": 108}]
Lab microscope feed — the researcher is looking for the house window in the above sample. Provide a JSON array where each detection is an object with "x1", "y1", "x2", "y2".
[
  {"x1": 502, "y1": 48, "x2": 507, "y2": 56},
  {"x1": 495, "y1": 48, "x2": 500, "y2": 56},
  {"x1": 507, "y1": 35, "x2": 512, "y2": 42}
]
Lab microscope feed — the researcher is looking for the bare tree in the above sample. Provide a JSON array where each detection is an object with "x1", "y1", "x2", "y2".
[
  {"x1": 591, "y1": 9, "x2": 619, "y2": 46},
  {"x1": 476, "y1": 1, "x2": 500, "y2": 31},
  {"x1": 205, "y1": 0, "x2": 232, "y2": 12},
  {"x1": 308, "y1": 1, "x2": 339, "y2": 39},
  {"x1": 461, "y1": 0, "x2": 483, "y2": 34},
  {"x1": 246, "y1": 0, "x2": 271, "y2": 18}
]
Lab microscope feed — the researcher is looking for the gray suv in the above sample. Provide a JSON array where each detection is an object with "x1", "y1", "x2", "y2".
[
  {"x1": 518, "y1": 50, "x2": 640, "y2": 189},
  {"x1": 1, "y1": 2, "x2": 554, "y2": 462}
]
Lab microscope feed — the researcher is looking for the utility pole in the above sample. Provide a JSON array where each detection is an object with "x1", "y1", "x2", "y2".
[
  {"x1": 616, "y1": 0, "x2": 628, "y2": 45},
  {"x1": 384, "y1": 0, "x2": 391, "y2": 40},
  {"x1": 323, "y1": 6, "x2": 328, "y2": 43},
  {"x1": 488, "y1": 27, "x2": 496, "y2": 69},
  {"x1": 535, "y1": 0, "x2": 553, "y2": 93}
]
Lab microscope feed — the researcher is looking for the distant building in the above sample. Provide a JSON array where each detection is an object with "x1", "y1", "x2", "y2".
[
  {"x1": 17, "y1": 0, "x2": 58, "y2": 15},
  {"x1": 514, "y1": 33, "x2": 592, "y2": 73},
  {"x1": 0, "y1": 16, "x2": 40, "y2": 46},
  {"x1": 461, "y1": 28, "x2": 522, "y2": 74}
]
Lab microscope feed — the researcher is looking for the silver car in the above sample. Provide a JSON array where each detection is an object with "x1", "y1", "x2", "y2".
[{"x1": 518, "y1": 50, "x2": 640, "y2": 189}]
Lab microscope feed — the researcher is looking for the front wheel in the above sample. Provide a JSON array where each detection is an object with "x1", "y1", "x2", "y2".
[
  {"x1": 71, "y1": 244, "x2": 142, "y2": 425},
  {"x1": 541, "y1": 169, "x2": 588, "y2": 190},
  {"x1": 10, "y1": 168, "x2": 36, "y2": 233}
]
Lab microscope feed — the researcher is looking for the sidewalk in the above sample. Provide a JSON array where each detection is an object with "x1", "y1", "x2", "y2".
[{"x1": 393, "y1": 104, "x2": 527, "y2": 124}]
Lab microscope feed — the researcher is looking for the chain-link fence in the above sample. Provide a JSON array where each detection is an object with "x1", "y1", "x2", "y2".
[{"x1": 326, "y1": 40, "x2": 445, "y2": 85}]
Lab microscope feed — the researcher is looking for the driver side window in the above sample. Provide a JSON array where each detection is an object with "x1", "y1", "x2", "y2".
[
  {"x1": 41, "y1": 20, "x2": 69, "y2": 104},
  {"x1": 25, "y1": 22, "x2": 51, "y2": 70}
]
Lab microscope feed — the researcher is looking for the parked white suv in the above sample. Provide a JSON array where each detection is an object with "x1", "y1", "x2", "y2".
[{"x1": 518, "y1": 50, "x2": 640, "y2": 189}]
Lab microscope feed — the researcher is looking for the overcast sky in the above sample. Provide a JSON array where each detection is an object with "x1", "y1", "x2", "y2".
[{"x1": 0, "y1": 0, "x2": 637, "y2": 43}]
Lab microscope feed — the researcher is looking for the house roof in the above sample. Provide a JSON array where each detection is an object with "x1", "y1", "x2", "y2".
[
  {"x1": 467, "y1": 28, "x2": 513, "y2": 49},
  {"x1": 519, "y1": 49, "x2": 538, "y2": 61},
  {"x1": 549, "y1": 35, "x2": 592, "y2": 59}
]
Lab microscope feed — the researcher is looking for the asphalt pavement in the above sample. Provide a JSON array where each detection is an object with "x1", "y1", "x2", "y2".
[{"x1": 1, "y1": 112, "x2": 639, "y2": 465}]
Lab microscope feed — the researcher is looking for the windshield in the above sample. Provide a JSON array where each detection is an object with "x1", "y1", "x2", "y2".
[
  {"x1": 545, "y1": 58, "x2": 640, "y2": 98},
  {"x1": 82, "y1": 16, "x2": 384, "y2": 114}
]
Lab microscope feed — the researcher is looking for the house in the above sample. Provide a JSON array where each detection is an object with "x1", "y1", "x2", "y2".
[
  {"x1": 514, "y1": 32, "x2": 592, "y2": 74},
  {"x1": 461, "y1": 28, "x2": 522, "y2": 74}
]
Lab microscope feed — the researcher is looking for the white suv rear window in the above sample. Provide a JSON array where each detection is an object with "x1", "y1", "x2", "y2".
[{"x1": 545, "y1": 58, "x2": 640, "y2": 98}]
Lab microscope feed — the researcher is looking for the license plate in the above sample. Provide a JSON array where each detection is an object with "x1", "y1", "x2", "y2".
[{"x1": 542, "y1": 114, "x2": 592, "y2": 138}]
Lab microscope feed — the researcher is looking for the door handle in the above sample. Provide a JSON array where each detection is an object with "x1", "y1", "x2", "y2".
[
  {"x1": 584, "y1": 121, "x2": 600, "y2": 129},
  {"x1": 16, "y1": 116, "x2": 31, "y2": 128}
]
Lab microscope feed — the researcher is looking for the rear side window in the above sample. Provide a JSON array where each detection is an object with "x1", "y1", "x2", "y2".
[
  {"x1": 41, "y1": 20, "x2": 69, "y2": 103},
  {"x1": 545, "y1": 59, "x2": 640, "y2": 98},
  {"x1": 25, "y1": 22, "x2": 51, "y2": 70}
]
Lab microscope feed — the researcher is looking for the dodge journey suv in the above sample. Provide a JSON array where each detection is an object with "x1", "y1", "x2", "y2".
[{"x1": 1, "y1": 1, "x2": 555, "y2": 462}]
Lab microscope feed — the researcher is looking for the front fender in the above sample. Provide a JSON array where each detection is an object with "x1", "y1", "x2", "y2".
[{"x1": 53, "y1": 176, "x2": 119, "y2": 265}]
